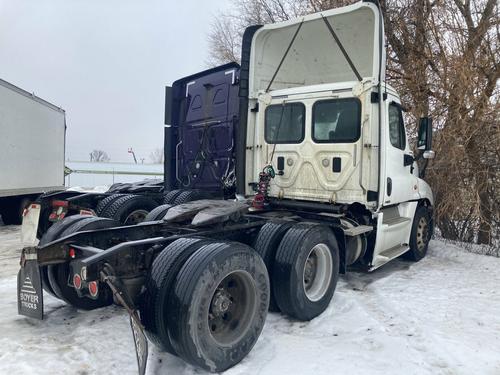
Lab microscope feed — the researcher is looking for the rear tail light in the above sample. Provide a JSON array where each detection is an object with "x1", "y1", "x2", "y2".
[
  {"x1": 88, "y1": 281, "x2": 98, "y2": 297},
  {"x1": 73, "y1": 274, "x2": 82, "y2": 289},
  {"x1": 52, "y1": 200, "x2": 69, "y2": 208},
  {"x1": 68, "y1": 248, "x2": 76, "y2": 258}
]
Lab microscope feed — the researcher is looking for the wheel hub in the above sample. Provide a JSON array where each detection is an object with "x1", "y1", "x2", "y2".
[
  {"x1": 302, "y1": 243, "x2": 333, "y2": 302},
  {"x1": 124, "y1": 209, "x2": 148, "y2": 225},
  {"x1": 210, "y1": 289, "x2": 233, "y2": 317},
  {"x1": 304, "y1": 255, "x2": 317, "y2": 287},
  {"x1": 207, "y1": 271, "x2": 256, "y2": 346},
  {"x1": 416, "y1": 216, "x2": 429, "y2": 252}
]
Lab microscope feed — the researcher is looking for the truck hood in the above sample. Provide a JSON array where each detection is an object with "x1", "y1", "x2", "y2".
[{"x1": 248, "y1": 1, "x2": 385, "y2": 98}]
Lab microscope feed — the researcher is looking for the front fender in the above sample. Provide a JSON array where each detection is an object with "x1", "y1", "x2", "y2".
[{"x1": 417, "y1": 178, "x2": 434, "y2": 206}]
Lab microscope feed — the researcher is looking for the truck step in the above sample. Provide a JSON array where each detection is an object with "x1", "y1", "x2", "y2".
[
  {"x1": 343, "y1": 225, "x2": 373, "y2": 237},
  {"x1": 383, "y1": 216, "x2": 411, "y2": 226},
  {"x1": 370, "y1": 244, "x2": 409, "y2": 271}
]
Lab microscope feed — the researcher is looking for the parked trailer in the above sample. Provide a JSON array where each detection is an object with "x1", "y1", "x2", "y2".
[
  {"x1": 30, "y1": 63, "x2": 241, "y2": 236},
  {"x1": 18, "y1": 1, "x2": 436, "y2": 374},
  {"x1": 0, "y1": 78, "x2": 65, "y2": 224}
]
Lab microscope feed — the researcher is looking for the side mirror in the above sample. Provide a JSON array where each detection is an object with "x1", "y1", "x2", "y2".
[
  {"x1": 164, "y1": 86, "x2": 172, "y2": 126},
  {"x1": 417, "y1": 117, "x2": 433, "y2": 151},
  {"x1": 423, "y1": 150, "x2": 435, "y2": 159}
]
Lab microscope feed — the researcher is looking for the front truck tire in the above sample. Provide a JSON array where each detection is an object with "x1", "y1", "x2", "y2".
[
  {"x1": 403, "y1": 205, "x2": 432, "y2": 261},
  {"x1": 140, "y1": 237, "x2": 210, "y2": 354},
  {"x1": 46, "y1": 216, "x2": 120, "y2": 309},
  {"x1": 273, "y1": 223, "x2": 340, "y2": 321},
  {"x1": 167, "y1": 241, "x2": 270, "y2": 372}
]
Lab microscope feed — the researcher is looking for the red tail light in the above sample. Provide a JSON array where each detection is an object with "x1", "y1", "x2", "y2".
[
  {"x1": 52, "y1": 200, "x2": 69, "y2": 208},
  {"x1": 88, "y1": 281, "x2": 98, "y2": 297},
  {"x1": 73, "y1": 274, "x2": 82, "y2": 289},
  {"x1": 68, "y1": 248, "x2": 76, "y2": 258}
]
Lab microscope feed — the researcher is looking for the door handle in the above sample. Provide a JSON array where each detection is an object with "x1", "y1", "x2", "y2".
[
  {"x1": 277, "y1": 156, "x2": 285, "y2": 176},
  {"x1": 403, "y1": 154, "x2": 414, "y2": 167}
]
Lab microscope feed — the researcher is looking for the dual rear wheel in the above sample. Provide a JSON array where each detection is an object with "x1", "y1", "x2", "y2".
[
  {"x1": 141, "y1": 238, "x2": 269, "y2": 372},
  {"x1": 255, "y1": 222, "x2": 340, "y2": 321},
  {"x1": 141, "y1": 222, "x2": 340, "y2": 372}
]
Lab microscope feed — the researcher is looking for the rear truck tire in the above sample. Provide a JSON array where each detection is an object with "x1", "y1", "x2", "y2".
[
  {"x1": 273, "y1": 223, "x2": 340, "y2": 321},
  {"x1": 47, "y1": 216, "x2": 120, "y2": 309},
  {"x1": 143, "y1": 204, "x2": 172, "y2": 222},
  {"x1": 94, "y1": 193, "x2": 128, "y2": 216},
  {"x1": 172, "y1": 189, "x2": 211, "y2": 205},
  {"x1": 140, "y1": 237, "x2": 210, "y2": 354},
  {"x1": 163, "y1": 189, "x2": 184, "y2": 204},
  {"x1": 167, "y1": 241, "x2": 270, "y2": 372},
  {"x1": 403, "y1": 206, "x2": 431, "y2": 262},
  {"x1": 100, "y1": 195, "x2": 157, "y2": 225},
  {"x1": 39, "y1": 214, "x2": 91, "y2": 296},
  {"x1": 254, "y1": 220, "x2": 293, "y2": 312}
]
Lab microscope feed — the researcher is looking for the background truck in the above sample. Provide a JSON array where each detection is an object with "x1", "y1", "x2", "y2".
[
  {"x1": 30, "y1": 63, "x2": 241, "y2": 235},
  {"x1": 0, "y1": 78, "x2": 66, "y2": 225},
  {"x1": 18, "y1": 1, "x2": 435, "y2": 374}
]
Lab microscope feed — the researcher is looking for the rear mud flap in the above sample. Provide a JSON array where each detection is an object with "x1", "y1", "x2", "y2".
[
  {"x1": 130, "y1": 314, "x2": 148, "y2": 375},
  {"x1": 101, "y1": 271, "x2": 148, "y2": 375},
  {"x1": 17, "y1": 256, "x2": 44, "y2": 320}
]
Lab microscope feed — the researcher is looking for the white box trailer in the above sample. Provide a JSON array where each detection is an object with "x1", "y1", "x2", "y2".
[{"x1": 0, "y1": 78, "x2": 65, "y2": 224}]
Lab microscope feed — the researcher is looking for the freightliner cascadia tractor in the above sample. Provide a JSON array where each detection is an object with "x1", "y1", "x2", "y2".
[
  {"x1": 18, "y1": 1, "x2": 435, "y2": 373},
  {"x1": 29, "y1": 62, "x2": 240, "y2": 236}
]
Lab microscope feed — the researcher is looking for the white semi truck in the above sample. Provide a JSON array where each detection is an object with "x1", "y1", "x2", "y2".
[
  {"x1": 0, "y1": 78, "x2": 66, "y2": 224},
  {"x1": 18, "y1": 1, "x2": 435, "y2": 374}
]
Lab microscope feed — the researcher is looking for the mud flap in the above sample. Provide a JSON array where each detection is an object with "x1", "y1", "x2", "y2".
[
  {"x1": 17, "y1": 254, "x2": 44, "y2": 320},
  {"x1": 130, "y1": 314, "x2": 148, "y2": 375},
  {"x1": 100, "y1": 271, "x2": 148, "y2": 375}
]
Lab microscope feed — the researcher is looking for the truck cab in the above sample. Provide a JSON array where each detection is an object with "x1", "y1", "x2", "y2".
[{"x1": 240, "y1": 0, "x2": 434, "y2": 269}]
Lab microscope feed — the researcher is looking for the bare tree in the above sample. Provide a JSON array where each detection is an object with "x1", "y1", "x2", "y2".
[
  {"x1": 89, "y1": 149, "x2": 110, "y2": 162},
  {"x1": 208, "y1": 0, "x2": 500, "y2": 249},
  {"x1": 149, "y1": 147, "x2": 164, "y2": 164}
]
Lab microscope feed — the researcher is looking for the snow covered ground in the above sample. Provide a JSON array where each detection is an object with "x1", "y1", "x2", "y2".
[{"x1": 1, "y1": 225, "x2": 499, "y2": 375}]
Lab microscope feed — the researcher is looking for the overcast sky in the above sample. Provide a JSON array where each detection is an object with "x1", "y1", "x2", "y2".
[{"x1": 0, "y1": 0, "x2": 230, "y2": 162}]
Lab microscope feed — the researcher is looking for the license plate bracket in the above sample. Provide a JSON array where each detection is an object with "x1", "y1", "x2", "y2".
[{"x1": 21, "y1": 204, "x2": 41, "y2": 245}]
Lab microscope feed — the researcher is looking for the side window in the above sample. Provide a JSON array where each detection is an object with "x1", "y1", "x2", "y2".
[
  {"x1": 388, "y1": 104, "x2": 406, "y2": 150},
  {"x1": 265, "y1": 103, "x2": 305, "y2": 144},
  {"x1": 312, "y1": 98, "x2": 361, "y2": 143}
]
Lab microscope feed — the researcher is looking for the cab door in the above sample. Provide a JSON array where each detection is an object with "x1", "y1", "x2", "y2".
[{"x1": 383, "y1": 101, "x2": 418, "y2": 205}]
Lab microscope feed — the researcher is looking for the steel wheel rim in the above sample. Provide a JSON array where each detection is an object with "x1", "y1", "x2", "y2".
[
  {"x1": 124, "y1": 209, "x2": 148, "y2": 225},
  {"x1": 303, "y1": 243, "x2": 333, "y2": 302},
  {"x1": 208, "y1": 270, "x2": 257, "y2": 346},
  {"x1": 416, "y1": 216, "x2": 429, "y2": 252}
]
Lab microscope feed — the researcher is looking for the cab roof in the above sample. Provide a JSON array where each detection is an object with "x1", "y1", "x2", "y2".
[{"x1": 249, "y1": 1, "x2": 385, "y2": 98}]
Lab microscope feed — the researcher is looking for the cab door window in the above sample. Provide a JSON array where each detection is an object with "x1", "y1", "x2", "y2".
[{"x1": 388, "y1": 103, "x2": 406, "y2": 150}]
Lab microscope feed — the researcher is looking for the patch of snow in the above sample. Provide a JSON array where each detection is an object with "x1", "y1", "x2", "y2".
[
  {"x1": 1, "y1": 226, "x2": 499, "y2": 375},
  {"x1": 67, "y1": 185, "x2": 110, "y2": 193}
]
